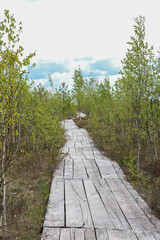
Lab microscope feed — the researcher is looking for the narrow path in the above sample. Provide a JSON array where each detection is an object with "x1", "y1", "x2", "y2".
[{"x1": 41, "y1": 119, "x2": 160, "y2": 240}]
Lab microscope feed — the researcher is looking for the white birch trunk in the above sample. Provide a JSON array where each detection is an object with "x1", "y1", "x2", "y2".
[
  {"x1": 2, "y1": 134, "x2": 7, "y2": 229},
  {"x1": 136, "y1": 120, "x2": 140, "y2": 169}
]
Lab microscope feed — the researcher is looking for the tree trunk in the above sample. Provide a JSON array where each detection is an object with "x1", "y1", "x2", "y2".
[
  {"x1": 136, "y1": 120, "x2": 140, "y2": 169},
  {"x1": 2, "y1": 133, "x2": 7, "y2": 229}
]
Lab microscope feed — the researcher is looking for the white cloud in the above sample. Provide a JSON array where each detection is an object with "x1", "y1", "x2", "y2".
[
  {"x1": 1, "y1": 0, "x2": 160, "y2": 88},
  {"x1": 1, "y1": 0, "x2": 160, "y2": 63},
  {"x1": 51, "y1": 71, "x2": 74, "y2": 89}
]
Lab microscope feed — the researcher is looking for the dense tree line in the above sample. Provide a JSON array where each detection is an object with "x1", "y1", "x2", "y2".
[{"x1": 73, "y1": 16, "x2": 160, "y2": 216}]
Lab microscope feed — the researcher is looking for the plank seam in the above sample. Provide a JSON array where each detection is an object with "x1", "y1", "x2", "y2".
[
  {"x1": 120, "y1": 178, "x2": 157, "y2": 230},
  {"x1": 82, "y1": 179, "x2": 95, "y2": 229},
  {"x1": 104, "y1": 178, "x2": 133, "y2": 230}
]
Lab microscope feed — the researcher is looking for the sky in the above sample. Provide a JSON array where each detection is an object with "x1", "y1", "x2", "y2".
[{"x1": 0, "y1": 0, "x2": 160, "y2": 89}]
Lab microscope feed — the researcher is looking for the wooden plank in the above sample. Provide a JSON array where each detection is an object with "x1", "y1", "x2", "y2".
[
  {"x1": 75, "y1": 147, "x2": 86, "y2": 158},
  {"x1": 92, "y1": 147, "x2": 105, "y2": 160},
  {"x1": 153, "y1": 232, "x2": 160, "y2": 240},
  {"x1": 135, "y1": 231, "x2": 157, "y2": 240},
  {"x1": 83, "y1": 160, "x2": 101, "y2": 178},
  {"x1": 113, "y1": 190, "x2": 134, "y2": 202},
  {"x1": 41, "y1": 227, "x2": 60, "y2": 240},
  {"x1": 126, "y1": 216, "x2": 155, "y2": 231},
  {"x1": 96, "y1": 229, "x2": 109, "y2": 240},
  {"x1": 68, "y1": 147, "x2": 77, "y2": 158},
  {"x1": 60, "y1": 228, "x2": 72, "y2": 240},
  {"x1": 84, "y1": 179, "x2": 115, "y2": 229},
  {"x1": 106, "y1": 178, "x2": 129, "y2": 192},
  {"x1": 64, "y1": 157, "x2": 73, "y2": 179},
  {"x1": 108, "y1": 230, "x2": 137, "y2": 240},
  {"x1": 74, "y1": 159, "x2": 88, "y2": 178},
  {"x1": 123, "y1": 179, "x2": 160, "y2": 231},
  {"x1": 93, "y1": 179, "x2": 131, "y2": 230},
  {"x1": 43, "y1": 179, "x2": 64, "y2": 227},
  {"x1": 82, "y1": 147, "x2": 94, "y2": 159},
  {"x1": 84, "y1": 229, "x2": 96, "y2": 240},
  {"x1": 96, "y1": 161, "x2": 118, "y2": 178},
  {"x1": 112, "y1": 161, "x2": 126, "y2": 179},
  {"x1": 81, "y1": 140, "x2": 92, "y2": 148},
  {"x1": 75, "y1": 140, "x2": 83, "y2": 147},
  {"x1": 74, "y1": 229, "x2": 85, "y2": 240},
  {"x1": 65, "y1": 179, "x2": 93, "y2": 228},
  {"x1": 54, "y1": 161, "x2": 64, "y2": 178},
  {"x1": 119, "y1": 201, "x2": 155, "y2": 231},
  {"x1": 67, "y1": 140, "x2": 75, "y2": 148},
  {"x1": 119, "y1": 201, "x2": 148, "y2": 219}
]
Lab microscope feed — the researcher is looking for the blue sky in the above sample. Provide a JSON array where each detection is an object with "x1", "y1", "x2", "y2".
[{"x1": 0, "y1": 0, "x2": 160, "y2": 89}]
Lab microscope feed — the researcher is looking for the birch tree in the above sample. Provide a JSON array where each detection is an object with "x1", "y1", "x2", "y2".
[{"x1": 0, "y1": 10, "x2": 35, "y2": 229}]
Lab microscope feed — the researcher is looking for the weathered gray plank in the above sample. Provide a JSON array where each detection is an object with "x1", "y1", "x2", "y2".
[
  {"x1": 64, "y1": 157, "x2": 73, "y2": 179},
  {"x1": 74, "y1": 159, "x2": 88, "y2": 178},
  {"x1": 113, "y1": 190, "x2": 134, "y2": 202},
  {"x1": 74, "y1": 229, "x2": 85, "y2": 240},
  {"x1": 153, "y1": 232, "x2": 160, "y2": 240},
  {"x1": 84, "y1": 229, "x2": 96, "y2": 240},
  {"x1": 106, "y1": 178, "x2": 129, "y2": 193},
  {"x1": 112, "y1": 161, "x2": 126, "y2": 179},
  {"x1": 119, "y1": 201, "x2": 149, "y2": 219},
  {"x1": 41, "y1": 227, "x2": 60, "y2": 240},
  {"x1": 83, "y1": 160, "x2": 101, "y2": 178},
  {"x1": 93, "y1": 179, "x2": 131, "y2": 230},
  {"x1": 82, "y1": 147, "x2": 94, "y2": 159},
  {"x1": 127, "y1": 216, "x2": 155, "y2": 231},
  {"x1": 92, "y1": 148, "x2": 105, "y2": 160},
  {"x1": 96, "y1": 229, "x2": 109, "y2": 240},
  {"x1": 123, "y1": 179, "x2": 160, "y2": 231},
  {"x1": 44, "y1": 179, "x2": 64, "y2": 227},
  {"x1": 75, "y1": 147, "x2": 86, "y2": 158},
  {"x1": 65, "y1": 179, "x2": 93, "y2": 228},
  {"x1": 119, "y1": 200, "x2": 155, "y2": 231},
  {"x1": 84, "y1": 179, "x2": 115, "y2": 229},
  {"x1": 81, "y1": 140, "x2": 92, "y2": 148},
  {"x1": 60, "y1": 228, "x2": 73, "y2": 240},
  {"x1": 108, "y1": 230, "x2": 137, "y2": 240},
  {"x1": 54, "y1": 161, "x2": 64, "y2": 178},
  {"x1": 68, "y1": 147, "x2": 77, "y2": 158},
  {"x1": 75, "y1": 140, "x2": 83, "y2": 147},
  {"x1": 67, "y1": 140, "x2": 75, "y2": 148},
  {"x1": 135, "y1": 231, "x2": 157, "y2": 240},
  {"x1": 96, "y1": 161, "x2": 118, "y2": 178}
]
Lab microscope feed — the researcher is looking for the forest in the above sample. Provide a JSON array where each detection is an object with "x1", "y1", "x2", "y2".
[{"x1": 0, "y1": 10, "x2": 160, "y2": 240}]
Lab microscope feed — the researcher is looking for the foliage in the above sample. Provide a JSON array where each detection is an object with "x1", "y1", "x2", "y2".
[
  {"x1": 73, "y1": 16, "x2": 160, "y2": 218},
  {"x1": 0, "y1": 9, "x2": 70, "y2": 239}
]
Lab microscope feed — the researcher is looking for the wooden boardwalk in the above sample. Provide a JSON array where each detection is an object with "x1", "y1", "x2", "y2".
[{"x1": 41, "y1": 119, "x2": 160, "y2": 240}]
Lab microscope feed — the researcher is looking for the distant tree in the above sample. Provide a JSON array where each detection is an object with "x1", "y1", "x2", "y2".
[
  {"x1": 58, "y1": 82, "x2": 72, "y2": 120},
  {"x1": 72, "y1": 67, "x2": 85, "y2": 114}
]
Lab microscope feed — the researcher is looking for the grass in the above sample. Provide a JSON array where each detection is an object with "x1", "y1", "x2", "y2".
[{"x1": 0, "y1": 144, "x2": 65, "y2": 239}]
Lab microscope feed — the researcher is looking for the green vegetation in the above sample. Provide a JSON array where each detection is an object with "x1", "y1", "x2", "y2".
[
  {"x1": 0, "y1": 10, "x2": 76, "y2": 239},
  {"x1": 74, "y1": 16, "x2": 160, "y2": 218}
]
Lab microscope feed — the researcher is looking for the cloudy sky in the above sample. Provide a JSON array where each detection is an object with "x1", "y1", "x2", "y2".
[{"x1": 0, "y1": 0, "x2": 160, "y2": 89}]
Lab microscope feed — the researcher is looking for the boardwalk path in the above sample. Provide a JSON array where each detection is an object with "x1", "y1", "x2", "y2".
[{"x1": 42, "y1": 119, "x2": 160, "y2": 240}]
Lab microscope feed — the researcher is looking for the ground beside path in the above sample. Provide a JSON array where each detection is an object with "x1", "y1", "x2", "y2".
[{"x1": 41, "y1": 119, "x2": 160, "y2": 240}]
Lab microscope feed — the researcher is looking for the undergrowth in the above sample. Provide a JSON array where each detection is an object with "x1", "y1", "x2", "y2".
[
  {"x1": 0, "y1": 141, "x2": 65, "y2": 240},
  {"x1": 74, "y1": 116, "x2": 160, "y2": 219}
]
